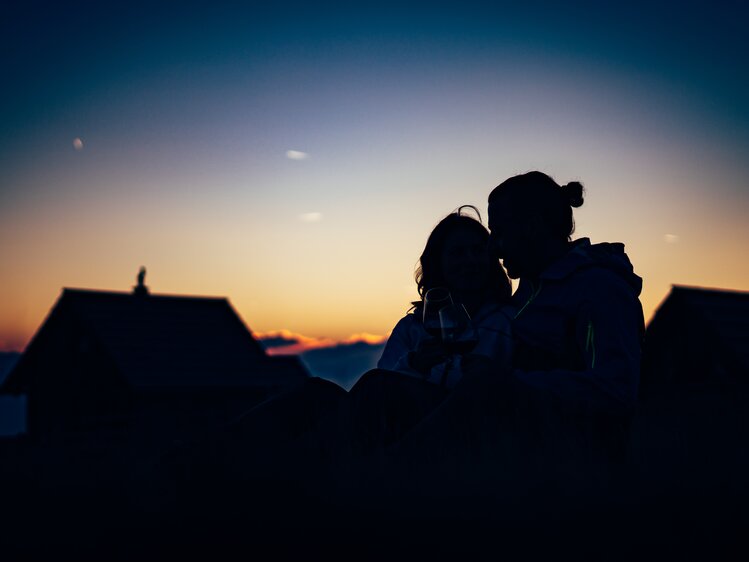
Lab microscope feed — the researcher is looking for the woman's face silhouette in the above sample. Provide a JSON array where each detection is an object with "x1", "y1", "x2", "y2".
[{"x1": 440, "y1": 226, "x2": 492, "y2": 294}]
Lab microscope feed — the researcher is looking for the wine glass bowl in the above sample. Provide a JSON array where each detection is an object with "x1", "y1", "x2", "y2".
[
  {"x1": 439, "y1": 303, "x2": 479, "y2": 355},
  {"x1": 422, "y1": 287, "x2": 453, "y2": 339}
]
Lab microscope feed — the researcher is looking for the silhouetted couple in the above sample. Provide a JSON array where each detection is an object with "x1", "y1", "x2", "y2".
[
  {"x1": 360, "y1": 171, "x2": 643, "y2": 484},
  {"x1": 178, "y1": 171, "x2": 644, "y2": 504}
]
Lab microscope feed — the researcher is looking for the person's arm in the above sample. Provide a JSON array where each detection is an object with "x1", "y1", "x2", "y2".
[
  {"x1": 378, "y1": 315, "x2": 448, "y2": 376},
  {"x1": 511, "y1": 276, "x2": 643, "y2": 416},
  {"x1": 472, "y1": 305, "x2": 514, "y2": 368},
  {"x1": 377, "y1": 315, "x2": 415, "y2": 371}
]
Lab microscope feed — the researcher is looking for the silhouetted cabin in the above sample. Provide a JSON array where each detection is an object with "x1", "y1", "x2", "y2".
[
  {"x1": 0, "y1": 288, "x2": 308, "y2": 445},
  {"x1": 642, "y1": 286, "x2": 749, "y2": 387}
]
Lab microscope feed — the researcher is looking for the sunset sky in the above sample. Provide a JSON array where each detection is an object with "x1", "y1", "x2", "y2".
[{"x1": 2, "y1": 1, "x2": 748, "y2": 352}]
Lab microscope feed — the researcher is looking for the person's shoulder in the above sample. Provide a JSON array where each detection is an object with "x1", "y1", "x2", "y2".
[
  {"x1": 568, "y1": 266, "x2": 641, "y2": 309},
  {"x1": 568, "y1": 239, "x2": 642, "y2": 294},
  {"x1": 391, "y1": 311, "x2": 421, "y2": 332},
  {"x1": 571, "y1": 264, "x2": 624, "y2": 284}
]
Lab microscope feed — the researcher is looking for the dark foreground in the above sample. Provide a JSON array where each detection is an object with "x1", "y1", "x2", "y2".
[
  {"x1": 1, "y1": 383, "x2": 748, "y2": 561},
  {"x1": 1, "y1": 454, "x2": 747, "y2": 560}
]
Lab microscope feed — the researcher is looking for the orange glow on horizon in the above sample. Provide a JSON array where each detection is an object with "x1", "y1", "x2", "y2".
[
  {"x1": 341, "y1": 332, "x2": 389, "y2": 345},
  {"x1": 3, "y1": 280, "x2": 749, "y2": 355},
  {"x1": 254, "y1": 329, "x2": 388, "y2": 356}
]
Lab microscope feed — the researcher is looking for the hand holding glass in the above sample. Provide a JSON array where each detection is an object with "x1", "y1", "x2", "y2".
[{"x1": 439, "y1": 303, "x2": 479, "y2": 355}]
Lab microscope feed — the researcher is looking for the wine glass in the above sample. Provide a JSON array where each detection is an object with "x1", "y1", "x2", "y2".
[
  {"x1": 422, "y1": 287, "x2": 453, "y2": 339},
  {"x1": 439, "y1": 303, "x2": 479, "y2": 355}
]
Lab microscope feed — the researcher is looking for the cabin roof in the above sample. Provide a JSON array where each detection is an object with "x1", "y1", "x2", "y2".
[
  {"x1": 651, "y1": 285, "x2": 749, "y2": 371},
  {"x1": 1, "y1": 288, "x2": 306, "y2": 392}
]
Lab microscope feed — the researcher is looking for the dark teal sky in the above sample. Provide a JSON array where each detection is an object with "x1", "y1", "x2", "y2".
[{"x1": 3, "y1": 1, "x2": 748, "y2": 148}]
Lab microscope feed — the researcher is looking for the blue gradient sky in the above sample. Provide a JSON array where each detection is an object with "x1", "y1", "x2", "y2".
[{"x1": 2, "y1": 1, "x2": 748, "y2": 350}]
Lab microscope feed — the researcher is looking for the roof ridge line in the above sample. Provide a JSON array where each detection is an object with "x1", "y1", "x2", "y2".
[{"x1": 62, "y1": 287, "x2": 229, "y2": 301}]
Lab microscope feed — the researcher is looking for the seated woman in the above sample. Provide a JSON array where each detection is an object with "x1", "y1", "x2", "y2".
[
  {"x1": 377, "y1": 206, "x2": 513, "y2": 388},
  {"x1": 346, "y1": 207, "x2": 513, "y2": 450}
]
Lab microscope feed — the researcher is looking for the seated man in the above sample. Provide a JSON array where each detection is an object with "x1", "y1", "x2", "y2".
[{"x1": 488, "y1": 172, "x2": 643, "y2": 420}]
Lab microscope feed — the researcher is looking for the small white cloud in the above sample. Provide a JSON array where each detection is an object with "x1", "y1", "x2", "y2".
[
  {"x1": 286, "y1": 149, "x2": 309, "y2": 160},
  {"x1": 664, "y1": 234, "x2": 680, "y2": 244},
  {"x1": 72, "y1": 138, "x2": 84, "y2": 150},
  {"x1": 299, "y1": 212, "x2": 322, "y2": 223}
]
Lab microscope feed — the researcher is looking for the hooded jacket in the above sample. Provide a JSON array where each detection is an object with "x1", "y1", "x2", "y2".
[{"x1": 510, "y1": 238, "x2": 644, "y2": 417}]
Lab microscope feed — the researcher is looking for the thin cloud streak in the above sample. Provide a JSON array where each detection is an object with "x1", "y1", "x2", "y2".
[
  {"x1": 299, "y1": 212, "x2": 322, "y2": 223},
  {"x1": 286, "y1": 150, "x2": 309, "y2": 160}
]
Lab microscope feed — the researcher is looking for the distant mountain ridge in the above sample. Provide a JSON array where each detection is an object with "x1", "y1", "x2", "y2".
[
  {"x1": 255, "y1": 333, "x2": 387, "y2": 390},
  {"x1": 299, "y1": 340, "x2": 386, "y2": 390}
]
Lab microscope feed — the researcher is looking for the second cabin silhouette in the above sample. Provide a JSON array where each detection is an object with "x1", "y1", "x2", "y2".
[{"x1": 642, "y1": 285, "x2": 749, "y2": 386}]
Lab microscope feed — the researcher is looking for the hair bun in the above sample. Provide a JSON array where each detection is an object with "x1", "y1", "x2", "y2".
[{"x1": 561, "y1": 181, "x2": 585, "y2": 208}]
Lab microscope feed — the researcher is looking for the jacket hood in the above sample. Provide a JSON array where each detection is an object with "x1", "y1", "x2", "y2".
[{"x1": 540, "y1": 238, "x2": 643, "y2": 296}]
